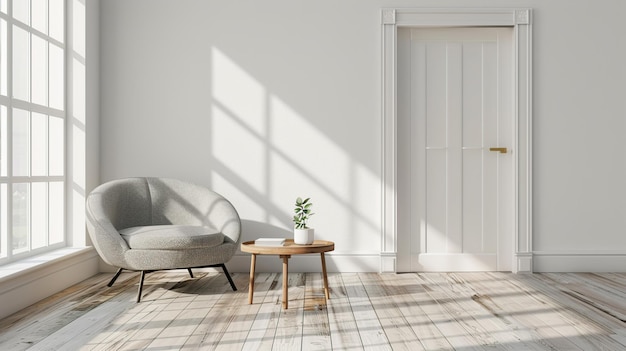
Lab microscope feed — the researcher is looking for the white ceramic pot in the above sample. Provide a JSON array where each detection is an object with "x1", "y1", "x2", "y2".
[{"x1": 294, "y1": 228, "x2": 314, "y2": 245}]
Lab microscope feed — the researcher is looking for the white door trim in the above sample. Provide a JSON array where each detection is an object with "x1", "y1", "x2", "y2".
[{"x1": 381, "y1": 8, "x2": 533, "y2": 273}]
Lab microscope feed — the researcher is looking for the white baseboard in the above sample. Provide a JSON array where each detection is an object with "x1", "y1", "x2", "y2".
[
  {"x1": 533, "y1": 251, "x2": 626, "y2": 272},
  {"x1": 228, "y1": 252, "x2": 380, "y2": 273},
  {"x1": 98, "y1": 252, "x2": 381, "y2": 274},
  {"x1": 0, "y1": 247, "x2": 100, "y2": 320},
  {"x1": 95, "y1": 250, "x2": 626, "y2": 277}
]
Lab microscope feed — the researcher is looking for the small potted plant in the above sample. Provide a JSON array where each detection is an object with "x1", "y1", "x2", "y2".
[{"x1": 293, "y1": 197, "x2": 314, "y2": 245}]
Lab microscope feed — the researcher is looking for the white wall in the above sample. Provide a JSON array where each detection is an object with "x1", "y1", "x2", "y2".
[{"x1": 99, "y1": 0, "x2": 626, "y2": 272}]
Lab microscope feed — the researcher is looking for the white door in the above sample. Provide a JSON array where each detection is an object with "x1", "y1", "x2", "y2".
[{"x1": 397, "y1": 27, "x2": 514, "y2": 272}]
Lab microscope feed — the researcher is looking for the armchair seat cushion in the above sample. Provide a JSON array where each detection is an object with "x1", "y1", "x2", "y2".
[{"x1": 119, "y1": 225, "x2": 224, "y2": 250}]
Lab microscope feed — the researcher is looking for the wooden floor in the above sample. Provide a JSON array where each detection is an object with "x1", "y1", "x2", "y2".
[{"x1": 1, "y1": 271, "x2": 625, "y2": 350}]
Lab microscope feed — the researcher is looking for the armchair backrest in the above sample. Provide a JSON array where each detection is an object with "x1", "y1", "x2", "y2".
[
  {"x1": 146, "y1": 178, "x2": 241, "y2": 244},
  {"x1": 92, "y1": 178, "x2": 153, "y2": 230}
]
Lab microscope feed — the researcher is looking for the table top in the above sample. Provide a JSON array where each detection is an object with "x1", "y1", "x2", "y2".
[{"x1": 241, "y1": 239, "x2": 334, "y2": 255}]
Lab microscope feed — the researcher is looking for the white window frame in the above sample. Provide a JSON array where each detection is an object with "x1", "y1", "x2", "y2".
[{"x1": 0, "y1": 0, "x2": 68, "y2": 265}]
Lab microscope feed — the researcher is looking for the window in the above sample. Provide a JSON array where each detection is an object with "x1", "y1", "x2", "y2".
[{"x1": 0, "y1": 0, "x2": 65, "y2": 264}]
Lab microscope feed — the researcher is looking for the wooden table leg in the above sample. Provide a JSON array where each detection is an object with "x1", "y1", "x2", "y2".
[
  {"x1": 321, "y1": 252, "x2": 330, "y2": 300},
  {"x1": 280, "y1": 255, "x2": 290, "y2": 309},
  {"x1": 248, "y1": 253, "x2": 256, "y2": 304}
]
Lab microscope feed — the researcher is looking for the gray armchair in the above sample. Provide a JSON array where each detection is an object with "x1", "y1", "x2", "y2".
[{"x1": 86, "y1": 177, "x2": 241, "y2": 302}]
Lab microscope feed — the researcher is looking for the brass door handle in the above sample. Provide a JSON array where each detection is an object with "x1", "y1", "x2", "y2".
[{"x1": 489, "y1": 147, "x2": 508, "y2": 154}]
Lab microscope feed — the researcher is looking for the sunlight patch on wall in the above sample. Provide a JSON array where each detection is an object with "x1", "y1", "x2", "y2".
[
  {"x1": 210, "y1": 47, "x2": 268, "y2": 225},
  {"x1": 70, "y1": 0, "x2": 86, "y2": 247},
  {"x1": 269, "y1": 152, "x2": 350, "y2": 234},
  {"x1": 72, "y1": 0, "x2": 84, "y2": 58},
  {"x1": 209, "y1": 47, "x2": 380, "y2": 246},
  {"x1": 270, "y1": 95, "x2": 350, "y2": 200},
  {"x1": 211, "y1": 48, "x2": 265, "y2": 136},
  {"x1": 211, "y1": 105, "x2": 266, "y2": 194},
  {"x1": 352, "y1": 162, "x2": 382, "y2": 234},
  {"x1": 72, "y1": 57, "x2": 85, "y2": 124},
  {"x1": 71, "y1": 125, "x2": 85, "y2": 246}
]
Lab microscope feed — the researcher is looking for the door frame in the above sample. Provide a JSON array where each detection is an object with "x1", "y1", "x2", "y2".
[{"x1": 380, "y1": 8, "x2": 533, "y2": 273}]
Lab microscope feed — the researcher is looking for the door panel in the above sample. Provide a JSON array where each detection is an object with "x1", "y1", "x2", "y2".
[{"x1": 398, "y1": 27, "x2": 514, "y2": 272}]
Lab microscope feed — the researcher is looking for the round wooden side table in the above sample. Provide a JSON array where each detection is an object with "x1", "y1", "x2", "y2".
[{"x1": 241, "y1": 239, "x2": 335, "y2": 309}]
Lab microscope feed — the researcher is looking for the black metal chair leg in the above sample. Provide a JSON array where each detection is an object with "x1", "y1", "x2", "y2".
[
  {"x1": 220, "y1": 264, "x2": 237, "y2": 291},
  {"x1": 108, "y1": 268, "x2": 124, "y2": 287},
  {"x1": 137, "y1": 271, "x2": 146, "y2": 303},
  {"x1": 187, "y1": 268, "x2": 194, "y2": 278}
]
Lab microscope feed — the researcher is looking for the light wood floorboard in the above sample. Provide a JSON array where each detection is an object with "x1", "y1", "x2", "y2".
[{"x1": 1, "y1": 272, "x2": 626, "y2": 350}]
